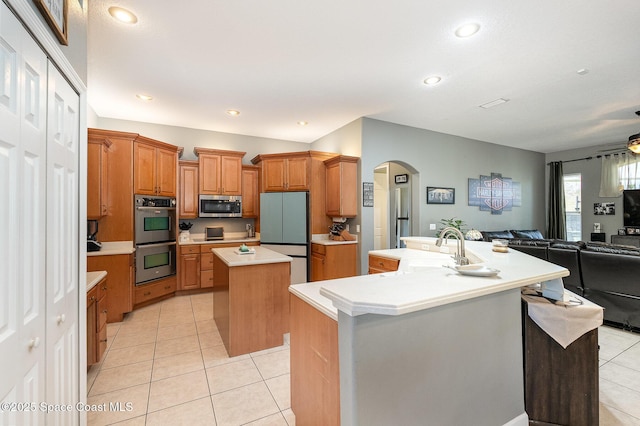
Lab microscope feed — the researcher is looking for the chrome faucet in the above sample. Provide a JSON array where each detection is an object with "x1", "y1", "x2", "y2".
[{"x1": 436, "y1": 227, "x2": 470, "y2": 266}]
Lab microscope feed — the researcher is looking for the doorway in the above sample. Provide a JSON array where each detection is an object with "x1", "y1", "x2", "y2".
[{"x1": 373, "y1": 162, "x2": 418, "y2": 249}]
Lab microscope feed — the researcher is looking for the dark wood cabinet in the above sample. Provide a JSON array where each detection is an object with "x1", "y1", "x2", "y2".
[{"x1": 522, "y1": 299, "x2": 599, "y2": 426}]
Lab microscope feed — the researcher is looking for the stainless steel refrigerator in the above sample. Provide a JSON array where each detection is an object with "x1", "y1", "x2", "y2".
[
  {"x1": 395, "y1": 187, "x2": 410, "y2": 248},
  {"x1": 260, "y1": 191, "x2": 309, "y2": 283}
]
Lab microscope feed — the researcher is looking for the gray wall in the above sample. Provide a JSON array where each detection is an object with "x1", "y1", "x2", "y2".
[
  {"x1": 358, "y1": 118, "x2": 546, "y2": 270},
  {"x1": 25, "y1": 0, "x2": 87, "y2": 83},
  {"x1": 96, "y1": 117, "x2": 311, "y2": 164},
  {"x1": 545, "y1": 142, "x2": 626, "y2": 242}
]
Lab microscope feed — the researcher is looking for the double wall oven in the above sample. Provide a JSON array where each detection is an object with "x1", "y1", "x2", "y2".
[{"x1": 134, "y1": 195, "x2": 177, "y2": 285}]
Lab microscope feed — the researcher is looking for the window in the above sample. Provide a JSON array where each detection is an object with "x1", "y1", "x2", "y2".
[
  {"x1": 564, "y1": 173, "x2": 581, "y2": 241},
  {"x1": 619, "y1": 159, "x2": 640, "y2": 190}
]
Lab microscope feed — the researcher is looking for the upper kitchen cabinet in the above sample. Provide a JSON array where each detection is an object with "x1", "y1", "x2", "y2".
[
  {"x1": 87, "y1": 135, "x2": 112, "y2": 219},
  {"x1": 252, "y1": 154, "x2": 309, "y2": 192},
  {"x1": 179, "y1": 160, "x2": 199, "y2": 219},
  {"x1": 134, "y1": 136, "x2": 179, "y2": 196},
  {"x1": 242, "y1": 165, "x2": 259, "y2": 218},
  {"x1": 324, "y1": 155, "x2": 359, "y2": 218},
  {"x1": 194, "y1": 148, "x2": 245, "y2": 195},
  {"x1": 252, "y1": 151, "x2": 336, "y2": 235}
]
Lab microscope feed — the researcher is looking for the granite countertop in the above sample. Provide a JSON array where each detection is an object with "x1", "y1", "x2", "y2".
[
  {"x1": 180, "y1": 232, "x2": 260, "y2": 246},
  {"x1": 86, "y1": 271, "x2": 107, "y2": 292},
  {"x1": 212, "y1": 246, "x2": 293, "y2": 267},
  {"x1": 292, "y1": 237, "x2": 568, "y2": 318},
  {"x1": 311, "y1": 234, "x2": 358, "y2": 246},
  {"x1": 87, "y1": 241, "x2": 135, "y2": 256}
]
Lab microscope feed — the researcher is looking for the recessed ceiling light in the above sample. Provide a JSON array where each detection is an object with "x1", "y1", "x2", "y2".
[
  {"x1": 108, "y1": 6, "x2": 138, "y2": 24},
  {"x1": 297, "y1": 121, "x2": 308, "y2": 126},
  {"x1": 423, "y1": 76, "x2": 442, "y2": 86},
  {"x1": 479, "y1": 98, "x2": 509, "y2": 109},
  {"x1": 577, "y1": 68, "x2": 590, "y2": 75},
  {"x1": 136, "y1": 94, "x2": 153, "y2": 101},
  {"x1": 455, "y1": 23, "x2": 481, "y2": 38},
  {"x1": 227, "y1": 110, "x2": 240, "y2": 116}
]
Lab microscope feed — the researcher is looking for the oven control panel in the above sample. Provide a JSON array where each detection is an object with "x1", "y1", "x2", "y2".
[{"x1": 135, "y1": 195, "x2": 176, "y2": 208}]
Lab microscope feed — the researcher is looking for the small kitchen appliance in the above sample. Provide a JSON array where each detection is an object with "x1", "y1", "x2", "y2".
[
  {"x1": 246, "y1": 223, "x2": 255, "y2": 238},
  {"x1": 205, "y1": 226, "x2": 224, "y2": 241},
  {"x1": 87, "y1": 220, "x2": 102, "y2": 252}
]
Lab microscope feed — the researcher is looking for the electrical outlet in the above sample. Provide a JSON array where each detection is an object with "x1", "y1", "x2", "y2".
[
  {"x1": 430, "y1": 223, "x2": 436, "y2": 230},
  {"x1": 346, "y1": 224, "x2": 349, "y2": 231},
  {"x1": 356, "y1": 225, "x2": 360, "y2": 232}
]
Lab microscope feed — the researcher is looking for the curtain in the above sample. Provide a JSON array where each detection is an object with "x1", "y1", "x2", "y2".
[
  {"x1": 599, "y1": 154, "x2": 624, "y2": 197},
  {"x1": 547, "y1": 161, "x2": 566, "y2": 239},
  {"x1": 618, "y1": 153, "x2": 640, "y2": 190}
]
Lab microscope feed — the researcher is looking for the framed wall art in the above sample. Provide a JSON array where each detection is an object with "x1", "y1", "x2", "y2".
[
  {"x1": 34, "y1": 0, "x2": 68, "y2": 45},
  {"x1": 426, "y1": 187, "x2": 455, "y2": 205},
  {"x1": 394, "y1": 174, "x2": 408, "y2": 184}
]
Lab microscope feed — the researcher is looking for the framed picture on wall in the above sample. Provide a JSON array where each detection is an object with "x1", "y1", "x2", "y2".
[
  {"x1": 394, "y1": 174, "x2": 408, "y2": 184},
  {"x1": 427, "y1": 187, "x2": 455, "y2": 205},
  {"x1": 34, "y1": 0, "x2": 68, "y2": 45}
]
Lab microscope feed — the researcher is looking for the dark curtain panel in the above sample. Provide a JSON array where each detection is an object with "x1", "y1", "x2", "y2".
[{"x1": 547, "y1": 161, "x2": 566, "y2": 239}]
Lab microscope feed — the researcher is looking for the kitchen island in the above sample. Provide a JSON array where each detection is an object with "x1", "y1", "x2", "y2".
[
  {"x1": 290, "y1": 237, "x2": 569, "y2": 426},
  {"x1": 212, "y1": 246, "x2": 292, "y2": 356}
]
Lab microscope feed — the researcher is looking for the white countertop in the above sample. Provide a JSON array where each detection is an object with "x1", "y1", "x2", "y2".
[
  {"x1": 289, "y1": 281, "x2": 338, "y2": 321},
  {"x1": 306, "y1": 237, "x2": 568, "y2": 317},
  {"x1": 311, "y1": 234, "x2": 358, "y2": 245},
  {"x1": 86, "y1": 270, "x2": 107, "y2": 292},
  {"x1": 212, "y1": 246, "x2": 293, "y2": 267},
  {"x1": 180, "y1": 232, "x2": 260, "y2": 246},
  {"x1": 87, "y1": 241, "x2": 135, "y2": 256}
]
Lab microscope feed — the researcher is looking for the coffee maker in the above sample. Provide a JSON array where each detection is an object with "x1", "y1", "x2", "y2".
[{"x1": 87, "y1": 220, "x2": 102, "y2": 252}]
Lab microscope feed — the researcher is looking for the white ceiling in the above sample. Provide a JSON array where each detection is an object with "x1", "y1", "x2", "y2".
[{"x1": 87, "y1": 0, "x2": 640, "y2": 154}]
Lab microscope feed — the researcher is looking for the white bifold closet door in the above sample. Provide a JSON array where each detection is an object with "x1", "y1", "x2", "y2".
[{"x1": 0, "y1": 2, "x2": 80, "y2": 425}]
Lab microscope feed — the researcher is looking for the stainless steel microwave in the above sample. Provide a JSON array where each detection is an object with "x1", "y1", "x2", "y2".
[{"x1": 199, "y1": 195, "x2": 242, "y2": 218}]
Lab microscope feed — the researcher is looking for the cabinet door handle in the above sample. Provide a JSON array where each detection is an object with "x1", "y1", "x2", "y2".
[
  {"x1": 144, "y1": 291, "x2": 151, "y2": 296},
  {"x1": 56, "y1": 314, "x2": 66, "y2": 324},
  {"x1": 164, "y1": 285, "x2": 171, "y2": 290},
  {"x1": 100, "y1": 339, "x2": 107, "y2": 343},
  {"x1": 28, "y1": 337, "x2": 41, "y2": 350},
  {"x1": 90, "y1": 296, "x2": 96, "y2": 302},
  {"x1": 101, "y1": 286, "x2": 107, "y2": 291},
  {"x1": 102, "y1": 310, "x2": 107, "y2": 314}
]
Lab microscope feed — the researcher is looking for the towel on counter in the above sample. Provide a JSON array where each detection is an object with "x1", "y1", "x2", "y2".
[{"x1": 521, "y1": 287, "x2": 603, "y2": 349}]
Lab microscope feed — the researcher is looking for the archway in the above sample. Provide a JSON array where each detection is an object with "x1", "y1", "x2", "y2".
[{"x1": 373, "y1": 161, "x2": 419, "y2": 249}]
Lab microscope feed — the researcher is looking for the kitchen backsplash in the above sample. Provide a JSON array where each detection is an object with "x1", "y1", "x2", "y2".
[{"x1": 179, "y1": 218, "x2": 256, "y2": 235}]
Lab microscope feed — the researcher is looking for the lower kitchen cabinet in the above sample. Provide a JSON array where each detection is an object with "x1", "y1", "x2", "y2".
[
  {"x1": 290, "y1": 293, "x2": 340, "y2": 425},
  {"x1": 368, "y1": 254, "x2": 399, "y2": 274},
  {"x1": 87, "y1": 276, "x2": 108, "y2": 366},
  {"x1": 311, "y1": 243, "x2": 357, "y2": 281},
  {"x1": 87, "y1": 253, "x2": 134, "y2": 322},
  {"x1": 179, "y1": 245, "x2": 201, "y2": 290},
  {"x1": 134, "y1": 275, "x2": 177, "y2": 307}
]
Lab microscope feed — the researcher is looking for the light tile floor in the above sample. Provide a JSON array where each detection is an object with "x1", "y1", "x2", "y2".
[
  {"x1": 87, "y1": 293, "x2": 294, "y2": 426},
  {"x1": 87, "y1": 293, "x2": 640, "y2": 425}
]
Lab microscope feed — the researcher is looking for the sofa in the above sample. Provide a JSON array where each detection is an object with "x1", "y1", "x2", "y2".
[{"x1": 480, "y1": 230, "x2": 640, "y2": 331}]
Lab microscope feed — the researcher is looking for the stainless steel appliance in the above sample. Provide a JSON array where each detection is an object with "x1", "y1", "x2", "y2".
[
  {"x1": 260, "y1": 192, "x2": 309, "y2": 283},
  {"x1": 134, "y1": 194, "x2": 177, "y2": 284},
  {"x1": 135, "y1": 195, "x2": 177, "y2": 244},
  {"x1": 135, "y1": 242, "x2": 176, "y2": 284},
  {"x1": 205, "y1": 226, "x2": 224, "y2": 240},
  {"x1": 199, "y1": 195, "x2": 242, "y2": 218},
  {"x1": 394, "y1": 187, "x2": 410, "y2": 248}
]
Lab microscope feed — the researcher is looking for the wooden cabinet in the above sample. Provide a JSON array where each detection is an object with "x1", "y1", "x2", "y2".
[
  {"x1": 257, "y1": 155, "x2": 309, "y2": 191},
  {"x1": 134, "y1": 137, "x2": 178, "y2": 196},
  {"x1": 194, "y1": 148, "x2": 245, "y2": 195},
  {"x1": 179, "y1": 160, "x2": 199, "y2": 219},
  {"x1": 242, "y1": 165, "x2": 259, "y2": 218},
  {"x1": 134, "y1": 275, "x2": 177, "y2": 306},
  {"x1": 252, "y1": 151, "x2": 337, "y2": 235},
  {"x1": 87, "y1": 276, "x2": 108, "y2": 366},
  {"x1": 311, "y1": 243, "x2": 357, "y2": 281},
  {"x1": 522, "y1": 298, "x2": 599, "y2": 425},
  {"x1": 325, "y1": 155, "x2": 358, "y2": 218},
  {"x1": 179, "y1": 245, "x2": 201, "y2": 290},
  {"x1": 368, "y1": 254, "x2": 399, "y2": 274},
  {"x1": 199, "y1": 242, "x2": 259, "y2": 289},
  {"x1": 290, "y1": 294, "x2": 340, "y2": 425},
  {"x1": 87, "y1": 137, "x2": 111, "y2": 219},
  {"x1": 87, "y1": 253, "x2": 134, "y2": 323}
]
